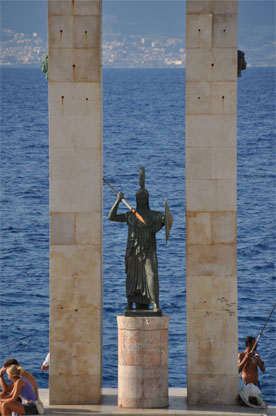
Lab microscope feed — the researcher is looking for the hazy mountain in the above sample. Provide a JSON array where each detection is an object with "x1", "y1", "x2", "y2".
[
  {"x1": 0, "y1": 28, "x2": 47, "y2": 66},
  {"x1": 0, "y1": 24, "x2": 274, "y2": 68}
]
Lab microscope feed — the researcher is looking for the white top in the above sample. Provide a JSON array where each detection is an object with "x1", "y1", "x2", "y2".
[{"x1": 42, "y1": 352, "x2": 50, "y2": 367}]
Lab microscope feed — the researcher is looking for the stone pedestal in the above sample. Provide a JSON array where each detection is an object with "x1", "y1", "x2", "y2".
[{"x1": 117, "y1": 315, "x2": 169, "y2": 408}]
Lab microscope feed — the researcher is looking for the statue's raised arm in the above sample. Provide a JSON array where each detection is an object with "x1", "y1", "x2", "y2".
[{"x1": 108, "y1": 192, "x2": 126, "y2": 222}]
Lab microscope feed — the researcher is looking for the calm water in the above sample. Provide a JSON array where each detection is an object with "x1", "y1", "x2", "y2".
[{"x1": 0, "y1": 67, "x2": 275, "y2": 405}]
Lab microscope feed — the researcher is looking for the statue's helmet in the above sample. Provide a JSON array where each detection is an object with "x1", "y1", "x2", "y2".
[{"x1": 136, "y1": 167, "x2": 149, "y2": 203}]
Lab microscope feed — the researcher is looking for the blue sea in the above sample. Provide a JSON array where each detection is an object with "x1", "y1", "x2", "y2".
[{"x1": 0, "y1": 67, "x2": 275, "y2": 405}]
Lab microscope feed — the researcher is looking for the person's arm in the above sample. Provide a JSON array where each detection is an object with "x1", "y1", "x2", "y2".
[
  {"x1": 0, "y1": 379, "x2": 23, "y2": 403},
  {"x1": 41, "y1": 353, "x2": 50, "y2": 370},
  {"x1": 0, "y1": 367, "x2": 13, "y2": 394},
  {"x1": 108, "y1": 192, "x2": 126, "y2": 222},
  {"x1": 256, "y1": 354, "x2": 265, "y2": 372},
  {"x1": 238, "y1": 352, "x2": 251, "y2": 373}
]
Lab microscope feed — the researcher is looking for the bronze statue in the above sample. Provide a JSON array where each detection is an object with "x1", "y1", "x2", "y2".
[
  {"x1": 106, "y1": 167, "x2": 172, "y2": 315},
  {"x1": 237, "y1": 50, "x2": 247, "y2": 77}
]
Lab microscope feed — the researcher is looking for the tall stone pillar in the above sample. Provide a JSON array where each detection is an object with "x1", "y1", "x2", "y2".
[
  {"x1": 185, "y1": 0, "x2": 238, "y2": 405},
  {"x1": 48, "y1": 0, "x2": 102, "y2": 404}
]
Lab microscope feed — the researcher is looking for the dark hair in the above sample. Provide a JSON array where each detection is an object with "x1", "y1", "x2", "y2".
[
  {"x1": 245, "y1": 336, "x2": 256, "y2": 347},
  {"x1": 4, "y1": 358, "x2": 19, "y2": 367}
]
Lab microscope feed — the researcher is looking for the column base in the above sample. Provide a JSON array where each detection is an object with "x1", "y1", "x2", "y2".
[{"x1": 117, "y1": 315, "x2": 169, "y2": 408}]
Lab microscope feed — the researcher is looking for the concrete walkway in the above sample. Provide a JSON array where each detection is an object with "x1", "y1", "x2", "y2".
[{"x1": 39, "y1": 388, "x2": 276, "y2": 416}]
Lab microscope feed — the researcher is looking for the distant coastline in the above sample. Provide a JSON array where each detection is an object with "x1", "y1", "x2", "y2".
[
  {"x1": 1, "y1": 26, "x2": 275, "y2": 68},
  {"x1": 1, "y1": 63, "x2": 275, "y2": 69}
]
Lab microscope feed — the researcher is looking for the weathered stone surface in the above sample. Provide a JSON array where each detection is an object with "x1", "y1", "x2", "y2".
[
  {"x1": 117, "y1": 315, "x2": 170, "y2": 331},
  {"x1": 73, "y1": 15, "x2": 100, "y2": 48},
  {"x1": 186, "y1": 147, "x2": 211, "y2": 179},
  {"x1": 186, "y1": 1, "x2": 238, "y2": 401},
  {"x1": 48, "y1": 15, "x2": 100, "y2": 49},
  {"x1": 187, "y1": 339, "x2": 237, "y2": 375},
  {"x1": 186, "y1": 82, "x2": 211, "y2": 114},
  {"x1": 48, "y1": 83, "x2": 101, "y2": 120},
  {"x1": 50, "y1": 148, "x2": 99, "y2": 181},
  {"x1": 117, "y1": 316, "x2": 169, "y2": 409},
  {"x1": 48, "y1": 15, "x2": 74, "y2": 49},
  {"x1": 76, "y1": 212, "x2": 102, "y2": 245},
  {"x1": 51, "y1": 274, "x2": 102, "y2": 312},
  {"x1": 49, "y1": 114, "x2": 101, "y2": 149},
  {"x1": 50, "y1": 374, "x2": 101, "y2": 404},
  {"x1": 186, "y1": 275, "x2": 237, "y2": 310},
  {"x1": 186, "y1": 275, "x2": 238, "y2": 354},
  {"x1": 50, "y1": 177, "x2": 101, "y2": 212},
  {"x1": 50, "y1": 148, "x2": 102, "y2": 212},
  {"x1": 213, "y1": 13, "x2": 238, "y2": 48},
  {"x1": 50, "y1": 212, "x2": 75, "y2": 245},
  {"x1": 186, "y1": 14, "x2": 212, "y2": 49},
  {"x1": 186, "y1": 0, "x2": 238, "y2": 388},
  {"x1": 186, "y1": 179, "x2": 217, "y2": 211},
  {"x1": 48, "y1": 0, "x2": 102, "y2": 404},
  {"x1": 211, "y1": 82, "x2": 237, "y2": 115},
  {"x1": 48, "y1": 0, "x2": 101, "y2": 17},
  {"x1": 186, "y1": 82, "x2": 237, "y2": 115},
  {"x1": 50, "y1": 341, "x2": 101, "y2": 375},
  {"x1": 50, "y1": 308, "x2": 101, "y2": 343},
  {"x1": 217, "y1": 179, "x2": 237, "y2": 211},
  {"x1": 186, "y1": 179, "x2": 236, "y2": 213},
  {"x1": 211, "y1": 147, "x2": 236, "y2": 179},
  {"x1": 73, "y1": 0, "x2": 101, "y2": 16},
  {"x1": 186, "y1": 212, "x2": 212, "y2": 245},
  {"x1": 186, "y1": 0, "x2": 238, "y2": 15},
  {"x1": 187, "y1": 244, "x2": 236, "y2": 277},
  {"x1": 186, "y1": 115, "x2": 237, "y2": 147},
  {"x1": 187, "y1": 374, "x2": 239, "y2": 405},
  {"x1": 49, "y1": 82, "x2": 101, "y2": 110},
  {"x1": 118, "y1": 364, "x2": 169, "y2": 408},
  {"x1": 187, "y1": 212, "x2": 236, "y2": 245},
  {"x1": 186, "y1": 48, "x2": 237, "y2": 82},
  {"x1": 51, "y1": 244, "x2": 101, "y2": 282},
  {"x1": 118, "y1": 329, "x2": 168, "y2": 366},
  {"x1": 186, "y1": 147, "x2": 236, "y2": 180},
  {"x1": 49, "y1": 49, "x2": 100, "y2": 82},
  {"x1": 211, "y1": 212, "x2": 236, "y2": 244},
  {"x1": 48, "y1": 0, "x2": 72, "y2": 17}
]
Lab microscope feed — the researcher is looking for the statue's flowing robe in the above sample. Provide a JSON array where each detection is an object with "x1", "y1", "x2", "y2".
[{"x1": 125, "y1": 210, "x2": 164, "y2": 305}]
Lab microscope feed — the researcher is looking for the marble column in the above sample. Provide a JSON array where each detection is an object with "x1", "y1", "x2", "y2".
[
  {"x1": 185, "y1": 0, "x2": 239, "y2": 405},
  {"x1": 48, "y1": 0, "x2": 102, "y2": 404}
]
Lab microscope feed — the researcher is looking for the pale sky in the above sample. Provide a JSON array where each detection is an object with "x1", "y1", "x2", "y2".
[{"x1": 1, "y1": 0, "x2": 275, "y2": 44}]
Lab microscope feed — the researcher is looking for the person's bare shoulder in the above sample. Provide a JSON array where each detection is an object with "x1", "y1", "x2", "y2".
[
  {"x1": 23, "y1": 370, "x2": 37, "y2": 386},
  {"x1": 238, "y1": 352, "x2": 245, "y2": 361}
]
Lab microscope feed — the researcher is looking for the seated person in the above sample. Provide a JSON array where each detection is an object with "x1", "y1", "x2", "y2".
[
  {"x1": 238, "y1": 336, "x2": 265, "y2": 389},
  {"x1": 0, "y1": 358, "x2": 38, "y2": 401},
  {"x1": 0, "y1": 365, "x2": 38, "y2": 415}
]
